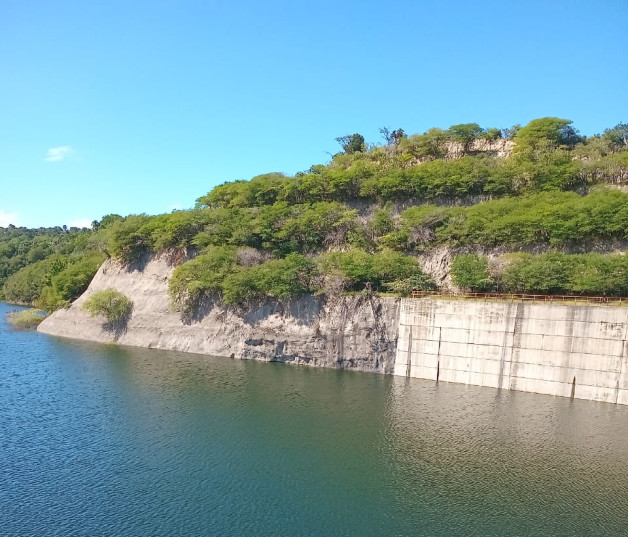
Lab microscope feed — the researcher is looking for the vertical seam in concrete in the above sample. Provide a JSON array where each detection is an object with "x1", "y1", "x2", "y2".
[
  {"x1": 507, "y1": 303, "x2": 524, "y2": 391},
  {"x1": 436, "y1": 326, "x2": 442, "y2": 382},
  {"x1": 615, "y1": 340, "x2": 625, "y2": 405},
  {"x1": 406, "y1": 326, "x2": 413, "y2": 378},
  {"x1": 561, "y1": 307, "x2": 576, "y2": 389},
  {"x1": 497, "y1": 302, "x2": 512, "y2": 391}
]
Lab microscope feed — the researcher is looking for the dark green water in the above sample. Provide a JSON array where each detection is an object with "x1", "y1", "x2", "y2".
[{"x1": 2, "y1": 302, "x2": 628, "y2": 536}]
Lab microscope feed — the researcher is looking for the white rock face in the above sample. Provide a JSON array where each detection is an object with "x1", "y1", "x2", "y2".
[{"x1": 38, "y1": 254, "x2": 401, "y2": 373}]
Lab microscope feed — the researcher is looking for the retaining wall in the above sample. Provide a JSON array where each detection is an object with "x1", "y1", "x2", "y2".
[{"x1": 394, "y1": 298, "x2": 628, "y2": 404}]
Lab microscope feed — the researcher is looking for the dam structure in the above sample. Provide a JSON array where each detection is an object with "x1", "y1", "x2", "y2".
[
  {"x1": 38, "y1": 254, "x2": 628, "y2": 405},
  {"x1": 394, "y1": 298, "x2": 628, "y2": 405}
]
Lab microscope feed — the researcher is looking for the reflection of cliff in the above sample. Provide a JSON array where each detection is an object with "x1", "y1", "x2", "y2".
[{"x1": 38, "y1": 254, "x2": 400, "y2": 374}]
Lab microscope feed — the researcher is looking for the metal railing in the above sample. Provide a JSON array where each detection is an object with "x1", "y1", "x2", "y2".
[{"x1": 411, "y1": 290, "x2": 628, "y2": 305}]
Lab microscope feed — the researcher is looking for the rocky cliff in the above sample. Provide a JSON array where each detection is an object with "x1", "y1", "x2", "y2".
[{"x1": 38, "y1": 254, "x2": 401, "y2": 373}]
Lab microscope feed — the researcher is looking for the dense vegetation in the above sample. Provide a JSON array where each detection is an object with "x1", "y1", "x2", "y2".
[
  {"x1": 0, "y1": 224, "x2": 109, "y2": 309},
  {"x1": 3, "y1": 117, "x2": 627, "y2": 311},
  {"x1": 451, "y1": 252, "x2": 628, "y2": 296}
]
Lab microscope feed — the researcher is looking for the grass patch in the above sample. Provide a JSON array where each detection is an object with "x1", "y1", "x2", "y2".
[{"x1": 6, "y1": 308, "x2": 47, "y2": 329}]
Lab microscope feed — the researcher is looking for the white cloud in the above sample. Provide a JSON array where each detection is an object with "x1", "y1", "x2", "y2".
[
  {"x1": 68, "y1": 218, "x2": 93, "y2": 229},
  {"x1": 0, "y1": 210, "x2": 19, "y2": 227},
  {"x1": 45, "y1": 146, "x2": 73, "y2": 162}
]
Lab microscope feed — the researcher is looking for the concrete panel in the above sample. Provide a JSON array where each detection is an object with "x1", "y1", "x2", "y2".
[
  {"x1": 513, "y1": 351, "x2": 619, "y2": 372},
  {"x1": 414, "y1": 339, "x2": 441, "y2": 355},
  {"x1": 510, "y1": 333, "x2": 623, "y2": 355},
  {"x1": 616, "y1": 373, "x2": 628, "y2": 390},
  {"x1": 513, "y1": 362, "x2": 561, "y2": 383},
  {"x1": 567, "y1": 336, "x2": 624, "y2": 356},
  {"x1": 515, "y1": 350, "x2": 622, "y2": 373},
  {"x1": 409, "y1": 365, "x2": 437, "y2": 380},
  {"x1": 409, "y1": 352, "x2": 439, "y2": 369},
  {"x1": 509, "y1": 376, "x2": 566, "y2": 398},
  {"x1": 616, "y1": 389, "x2": 628, "y2": 405},
  {"x1": 393, "y1": 363, "x2": 406, "y2": 376},
  {"x1": 438, "y1": 354, "x2": 472, "y2": 372},
  {"x1": 396, "y1": 325, "x2": 412, "y2": 352},
  {"x1": 573, "y1": 384, "x2": 616, "y2": 404},
  {"x1": 438, "y1": 341, "x2": 506, "y2": 362}
]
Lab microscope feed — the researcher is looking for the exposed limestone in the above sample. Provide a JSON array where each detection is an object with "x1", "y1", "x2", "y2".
[
  {"x1": 38, "y1": 254, "x2": 400, "y2": 373},
  {"x1": 417, "y1": 246, "x2": 454, "y2": 289},
  {"x1": 443, "y1": 138, "x2": 514, "y2": 159}
]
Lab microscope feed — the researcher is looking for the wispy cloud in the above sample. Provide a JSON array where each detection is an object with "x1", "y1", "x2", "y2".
[
  {"x1": 45, "y1": 146, "x2": 73, "y2": 162},
  {"x1": 68, "y1": 218, "x2": 93, "y2": 229},
  {"x1": 0, "y1": 210, "x2": 19, "y2": 227}
]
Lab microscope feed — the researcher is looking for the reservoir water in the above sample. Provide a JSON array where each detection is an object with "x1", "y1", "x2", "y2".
[{"x1": 2, "y1": 301, "x2": 628, "y2": 536}]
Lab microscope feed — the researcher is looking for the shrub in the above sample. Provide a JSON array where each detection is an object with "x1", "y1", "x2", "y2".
[
  {"x1": 499, "y1": 252, "x2": 628, "y2": 296},
  {"x1": 383, "y1": 275, "x2": 436, "y2": 296},
  {"x1": 82, "y1": 289, "x2": 133, "y2": 324},
  {"x1": 222, "y1": 253, "x2": 316, "y2": 305},
  {"x1": 451, "y1": 254, "x2": 493, "y2": 291},
  {"x1": 169, "y1": 246, "x2": 238, "y2": 311},
  {"x1": 106, "y1": 215, "x2": 152, "y2": 263},
  {"x1": 3, "y1": 255, "x2": 68, "y2": 305},
  {"x1": 316, "y1": 249, "x2": 434, "y2": 293},
  {"x1": 6, "y1": 309, "x2": 46, "y2": 329}
]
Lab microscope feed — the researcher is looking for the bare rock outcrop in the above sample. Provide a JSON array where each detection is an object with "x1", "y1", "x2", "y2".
[{"x1": 38, "y1": 254, "x2": 401, "y2": 373}]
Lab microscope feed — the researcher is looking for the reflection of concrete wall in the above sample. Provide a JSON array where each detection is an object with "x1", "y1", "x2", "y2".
[{"x1": 395, "y1": 299, "x2": 628, "y2": 405}]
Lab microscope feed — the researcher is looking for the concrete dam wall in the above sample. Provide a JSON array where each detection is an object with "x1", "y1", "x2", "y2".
[{"x1": 394, "y1": 298, "x2": 628, "y2": 405}]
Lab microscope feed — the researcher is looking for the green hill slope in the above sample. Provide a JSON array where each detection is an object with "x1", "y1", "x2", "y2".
[{"x1": 3, "y1": 117, "x2": 628, "y2": 310}]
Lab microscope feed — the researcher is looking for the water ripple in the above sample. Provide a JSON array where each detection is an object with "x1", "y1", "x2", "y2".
[{"x1": 2, "y1": 303, "x2": 628, "y2": 536}]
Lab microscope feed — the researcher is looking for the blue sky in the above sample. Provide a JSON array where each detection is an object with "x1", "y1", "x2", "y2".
[{"x1": 1, "y1": 0, "x2": 626, "y2": 228}]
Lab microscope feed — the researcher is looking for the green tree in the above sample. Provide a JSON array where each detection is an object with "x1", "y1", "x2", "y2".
[
  {"x1": 169, "y1": 246, "x2": 239, "y2": 311},
  {"x1": 501, "y1": 125, "x2": 521, "y2": 139},
  {"x1": 602, "y1": 123, "x2": 628, "y2": 151},
  {"x1": 106, "y1": 215, "x2": 152, "y2": 263},
  {"x1": 335, "y1": 133, "x2": 365, "y2": 154},
  {"x1": 481, "y1": 128, "x2": 502, "y2": 141},
  {"x1": 379, "y1": 127, "x2": 406, "y2": 145},
  {"x1": 398, "y1": 128, "x2": 447, "y2": 160},
  {"x1": 514, "y1": 117, "x2": 582, "y2": 153},
  {"x1": 448, "y1": 123, "x2": 484, "y2": 150},
  {"x1": 221, "y1": 253, "x2": 316, "y2": 305},
  {"x1": 502, "y1": 253, "x2": 571, "y2": 294}
]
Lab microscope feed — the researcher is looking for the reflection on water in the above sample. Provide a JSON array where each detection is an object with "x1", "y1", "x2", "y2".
[
  {"x1": 2, "y1": 302, "x2": 628, "y2": 536},
  {"x1": 385, "y1": 378, "x2": 628, "y2": 535}
]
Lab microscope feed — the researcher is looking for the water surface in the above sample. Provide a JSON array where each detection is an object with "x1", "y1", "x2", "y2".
[{"x1": 2, "y1": 302, "x2": 628, "y2": 536}]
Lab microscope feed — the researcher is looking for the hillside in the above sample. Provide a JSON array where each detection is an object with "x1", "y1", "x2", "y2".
[{"x1": 3, "y1": 117, "x2": 628, "y2": 313}]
